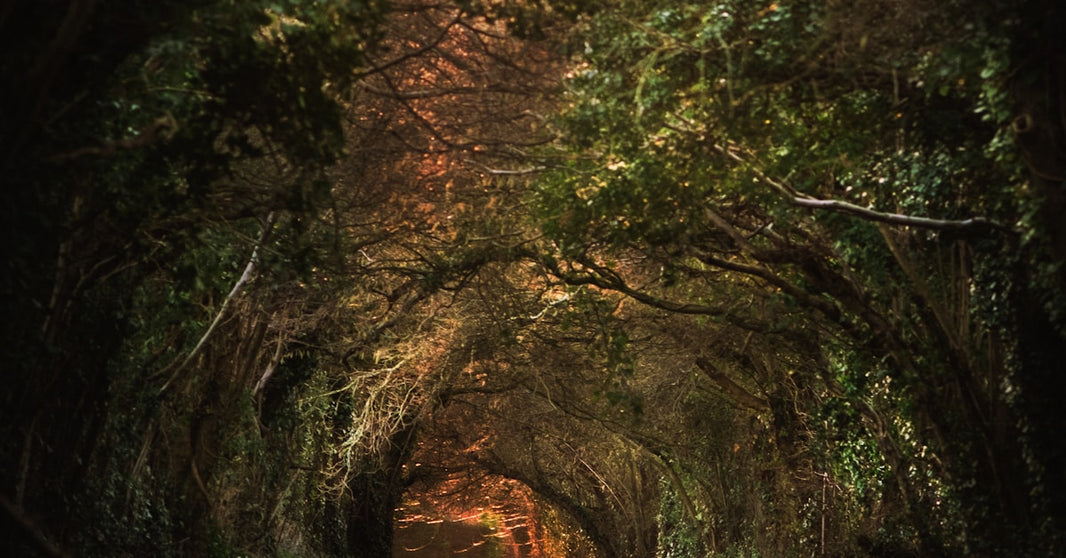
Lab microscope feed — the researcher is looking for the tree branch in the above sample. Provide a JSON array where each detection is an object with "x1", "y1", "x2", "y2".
[
  {"x1": 355, "y1": 12, "x2": 462, "y2": 80},
  {"x1": 159, "y1": 211, "x2": 277, "y2": 394},
  {"x1": 47, "y1": 112, "x2": 178, "y2": 161},
  {"x1": 694, "y1": 358, "x2": 770, "y2": 413},
  {"x1": 712, "y1": 143, "x2": 1015, "y2": 234},
  {"x1": 537, "y1": 255, "x2": 782, "y2": 334},
  {"x1": 789, "y1": 196, "x2": 1010, "y2": 232},
  {"x1": 253, "y1": 333, "x2": 285, "y2": 396},
  {"x1": 0, "y1": 494, "x2": 71, "y2": 558}
]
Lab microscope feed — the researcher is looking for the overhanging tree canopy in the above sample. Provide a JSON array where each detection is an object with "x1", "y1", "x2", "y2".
[{"x1": 2, "y1": 1, "x2": 1064, "y2": 557}]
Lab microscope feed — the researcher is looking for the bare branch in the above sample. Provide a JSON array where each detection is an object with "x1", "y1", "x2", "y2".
[
  {"x1": 694, "y1": 358, "x2": 770, "y2": 413},
  {"x1": 703, "y1": 207, "x2": 758, "y2": 255},
  {"x1": 358, "y1": 82, "x2": 533, "y2": 100},
  {"x1": 0, "y1": 494, "x2": 71, "y2": 558},
  {"x1": 789, "y1": 197, "x2": 1010, "y2": 232},
  {"x1": 712, "y1": 143, "x2": 1015, "y2": 234},
  {"x1": 537, "y1": 255, "x2": 784, "y2": 334},
  {"x1": 355, "y1": 12, "x2": 463, "y2": 80},
  {"x1": 253, "y1": 333, "x2": 285, "y2": 396},
  {"x1": 462, "y1": 159, "x2": 546, "y2": 175},
  {"x1": 159, "y1": 211, "x2": 277, "y2": 394}
]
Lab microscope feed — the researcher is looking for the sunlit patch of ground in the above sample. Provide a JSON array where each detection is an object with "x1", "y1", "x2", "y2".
[{"x1": 393, "y1": 476, "x2": 540, "y2": 557}]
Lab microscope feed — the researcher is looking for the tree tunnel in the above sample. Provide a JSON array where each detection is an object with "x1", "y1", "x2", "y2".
[{"x1": 4, "y1": 1, "x2": 1065, "y2": 557}]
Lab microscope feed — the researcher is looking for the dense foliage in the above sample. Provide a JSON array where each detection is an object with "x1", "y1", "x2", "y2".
[
  {"x1": 3, "y1": 0, "x2": 1064, "y2": 557},
  {"x1": 520, "y1": 0, "x2": 1066, "y2": 554},
  {"x1": 2, "y1": 0, "x2": 387, "y2": 554}
]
